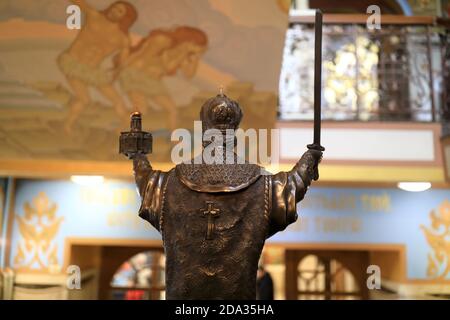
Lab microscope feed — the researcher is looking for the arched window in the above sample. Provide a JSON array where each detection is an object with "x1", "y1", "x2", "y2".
[
  {"x1": 297, "y1": 254, "x2": 360, "y2": 300},
  {"x1": 110, "y1": 251, "x2": 165, "y2": 300}
]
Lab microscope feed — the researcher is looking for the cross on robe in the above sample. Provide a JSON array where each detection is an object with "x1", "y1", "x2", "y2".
[{"x1": 200, "y1": 201, "x2": 221, "y2": 240}]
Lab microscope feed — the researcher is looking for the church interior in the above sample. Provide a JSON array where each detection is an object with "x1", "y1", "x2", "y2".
[{"x1": 0, "y1": 0, "x2": 450, "y2": 300}]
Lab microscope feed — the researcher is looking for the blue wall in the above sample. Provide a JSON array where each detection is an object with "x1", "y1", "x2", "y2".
[
  {"x1": 275, "y1": 187, "x2": 450, "y2": 279},
  {"x1": 7, "y1": 178, "x2": 450, "y2": 280}
]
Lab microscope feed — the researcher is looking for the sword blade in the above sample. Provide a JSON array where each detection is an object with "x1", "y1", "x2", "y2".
[
  {"x1": 308, "y1": 10, "x2": 325, "y2": 152},
  {"x1": 313, "y1": 9, "x2": 322, "y2": 146}
]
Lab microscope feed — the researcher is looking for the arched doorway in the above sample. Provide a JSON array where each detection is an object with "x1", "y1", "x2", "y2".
[
  {"x1": 66, "y1": 239, "x2": 166, "y2": 300},
  {"x1": 110, "y1": 250, "x2": 165, "y2": 300},
  {"x1": 285, "y1": 250, "x2": 369, "y2": 299}
]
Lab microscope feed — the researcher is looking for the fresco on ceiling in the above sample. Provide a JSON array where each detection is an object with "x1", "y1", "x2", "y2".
[{"x1": 0, "y1": 0, "x2": 288, "y2": 163}]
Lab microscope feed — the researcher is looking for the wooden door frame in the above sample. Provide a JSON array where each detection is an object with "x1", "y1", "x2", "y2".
[{"x1": 64, "y1": 238, "x2": 163, "y2": 300}]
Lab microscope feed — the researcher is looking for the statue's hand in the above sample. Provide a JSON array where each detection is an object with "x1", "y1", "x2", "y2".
[
  {"x1": 132, "y1": 151, "x2": 148, "y2": 163},
  {"x1": 301, "y1": 149, "x2": 323, "y2": 181}
]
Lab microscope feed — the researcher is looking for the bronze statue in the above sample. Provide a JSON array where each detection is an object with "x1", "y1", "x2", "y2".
[
  {"x1": 119, "y1": 9, "x2": 325, "y2": 301},
  {"x1": 120, "y1": 94, "x2": 322, "y2": 299}
]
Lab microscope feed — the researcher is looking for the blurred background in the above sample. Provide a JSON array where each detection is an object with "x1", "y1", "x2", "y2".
[{"x1": 0, "y1": 0, "x2": 450, "y2": 300}]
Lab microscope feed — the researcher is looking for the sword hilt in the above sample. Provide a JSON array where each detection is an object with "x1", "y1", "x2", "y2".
[
  {"x1": 307, "y1": 143, "x2": 325, "y2": 152},
  {"x1": 307, "y1": 143, "x2": 324, "y2": 181}
]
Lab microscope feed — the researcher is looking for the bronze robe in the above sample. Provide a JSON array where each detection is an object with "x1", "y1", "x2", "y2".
[{"x1": 133, "y1": 152, "x2": 315, "y2": 300}]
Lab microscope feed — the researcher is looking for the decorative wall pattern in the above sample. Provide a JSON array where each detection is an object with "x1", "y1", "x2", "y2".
[
  {"x1": 421, "y1": 200, "x2": 450, "y2": 279},
  {"x1": 13, "y1": 192, "x2": 63, "y2": 272}
]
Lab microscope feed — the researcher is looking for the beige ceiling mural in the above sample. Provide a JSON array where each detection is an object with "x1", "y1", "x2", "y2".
[{"x1": 0, "y1": 0, "x2": 288, "y2": 163}]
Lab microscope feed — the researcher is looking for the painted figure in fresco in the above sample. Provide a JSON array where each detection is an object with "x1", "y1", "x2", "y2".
[
  {"x1": 57, "y1": 0, "x2": 137, "y2": 134},
  {"x1": 124, "y1": 94, "x2": 322, "y2": 299},
  {"x1": 118, "y1": 27, "x2": 208, "y2": 129}
]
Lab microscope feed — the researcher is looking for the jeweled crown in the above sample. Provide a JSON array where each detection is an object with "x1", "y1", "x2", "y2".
[{"x1": 200, "y1": 93, "x2": 243, "y2": 134}]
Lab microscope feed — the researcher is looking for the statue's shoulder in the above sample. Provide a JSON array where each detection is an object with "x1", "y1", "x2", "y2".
[{"x1": 175, "y1": 161, "x2": 264, "y2": 193}]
